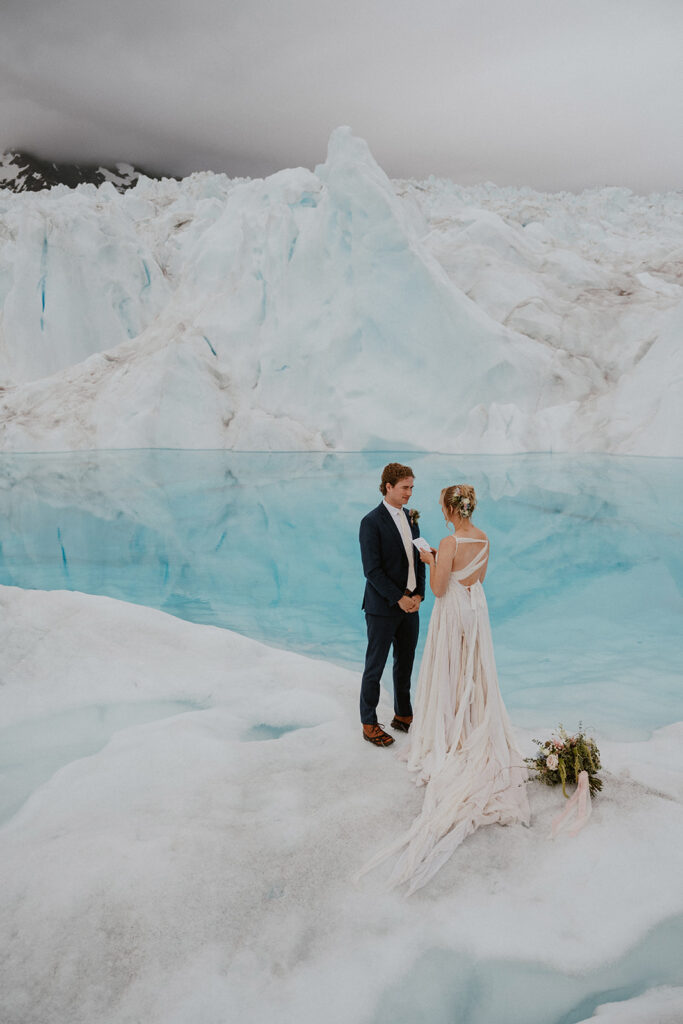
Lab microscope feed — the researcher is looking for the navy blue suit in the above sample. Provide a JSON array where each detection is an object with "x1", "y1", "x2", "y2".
[{"x1": 359, "y1": 503, "x2": 426, "y2": 724}]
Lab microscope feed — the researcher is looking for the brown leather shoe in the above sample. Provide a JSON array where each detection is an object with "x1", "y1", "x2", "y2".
[
  {"x1": 390, "y1": 715, "x2": 413, "y2": 733},
  {"x1": 362, "y1": 723, "x2": 395, "y2": 747}
]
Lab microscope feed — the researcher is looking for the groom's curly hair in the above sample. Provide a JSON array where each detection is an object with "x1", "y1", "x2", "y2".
[{"x1": 380, "y1": 462, "x2": 415, "y2": 495}]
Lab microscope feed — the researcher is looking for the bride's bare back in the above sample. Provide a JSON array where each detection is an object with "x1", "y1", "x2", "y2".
[{"x1": 444, "y1": 527, "x2": 489, "y2": 588}]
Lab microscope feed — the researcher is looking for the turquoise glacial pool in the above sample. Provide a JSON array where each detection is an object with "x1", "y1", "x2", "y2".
[{"x1": 1, "y1": 451, "x2": 681, "y2": 737}]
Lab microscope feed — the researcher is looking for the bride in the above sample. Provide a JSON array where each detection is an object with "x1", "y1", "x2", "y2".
[{"x1": 361, "y1": 484, "x2": 529, "y2": 894}]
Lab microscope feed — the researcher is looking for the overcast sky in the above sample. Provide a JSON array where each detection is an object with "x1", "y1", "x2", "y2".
[{"x1": 1, "y1": 0, "x2": 681, "y2": 191}]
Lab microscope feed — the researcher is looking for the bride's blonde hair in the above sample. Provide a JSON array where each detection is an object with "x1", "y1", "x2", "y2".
[{"x1": 441, "y1": 484, "x2": 476, "y2": 519}]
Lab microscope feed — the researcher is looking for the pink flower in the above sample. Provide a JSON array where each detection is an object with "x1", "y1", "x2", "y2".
[
  {"x1": 546, "y1": 753, "x2": 559, "y2": 770},
  {"x1": 554, "y1": 740, "x2": 564, "y2": 750}
]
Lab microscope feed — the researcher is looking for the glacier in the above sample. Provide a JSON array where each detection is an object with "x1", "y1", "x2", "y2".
[
  {"x1": 1, "y1": 125, "x2": 682, "y2": 1023},
  {"x1": 1, "y1": 449, "x2": 682, "y2": 1022},
  {"x1": 1, "y1": 127, "x2": 681, "y2": 454},
  {"x1": 1, "y1": 586, "x2": 683, "y2": 1024}
]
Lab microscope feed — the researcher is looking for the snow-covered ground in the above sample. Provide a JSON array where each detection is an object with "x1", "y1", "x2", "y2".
[
  {"x1": 1, "y1": 585, "x2": 682, "y2": 1024},
  {"x1": 1, "y1": 128, "x2": 681, "y2": 454}
]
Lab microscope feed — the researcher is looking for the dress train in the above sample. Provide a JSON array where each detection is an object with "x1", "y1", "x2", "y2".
[{"x1": 360, "y1": 539, "x2": 529, "y2": 894}]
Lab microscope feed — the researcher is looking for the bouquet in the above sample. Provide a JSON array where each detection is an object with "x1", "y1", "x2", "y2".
[{"x1": 525, "y1": 724, "x2": 602, "y2": 798}]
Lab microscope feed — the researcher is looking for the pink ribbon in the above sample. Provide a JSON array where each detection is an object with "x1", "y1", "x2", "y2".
[{"x1": 550, "y1": 770, "x2": 592, "y2": 839}]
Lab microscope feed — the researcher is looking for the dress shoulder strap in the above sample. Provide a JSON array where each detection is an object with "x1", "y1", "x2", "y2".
[{"x1": 451, "y1": 538, "x2": 489, "y2": 580}]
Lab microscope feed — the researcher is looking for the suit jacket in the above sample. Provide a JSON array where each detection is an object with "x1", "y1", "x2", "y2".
[{"x1": 359, "y1": 502, "x2": 426, "y2": 616}]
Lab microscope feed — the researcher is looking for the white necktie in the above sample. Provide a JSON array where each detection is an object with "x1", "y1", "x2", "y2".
[{"x1": 397, "y1": 510, "x2": 417, "y2": 592}]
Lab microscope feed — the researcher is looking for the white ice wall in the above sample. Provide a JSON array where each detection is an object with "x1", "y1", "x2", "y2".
[
  {"x1": 0, "y1": 186, "x2": 169, "y2": 383},
  {"x1": 0, "y1": 128, "x2": 680, "y2": 454}
]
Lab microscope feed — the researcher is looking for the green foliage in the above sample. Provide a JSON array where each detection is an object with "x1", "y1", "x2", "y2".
[{"x1": 524, "y1": 724, "x2": 603, "y2": 799}]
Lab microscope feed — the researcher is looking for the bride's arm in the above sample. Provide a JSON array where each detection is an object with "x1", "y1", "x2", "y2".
[{"x1": 420, "y1": 537, "x2": 456, "y2": 597}]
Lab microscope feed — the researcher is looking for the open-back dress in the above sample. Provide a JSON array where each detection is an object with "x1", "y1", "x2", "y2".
[{"x1": 362, "y1": 536, "x2": 530, "y2": 894}]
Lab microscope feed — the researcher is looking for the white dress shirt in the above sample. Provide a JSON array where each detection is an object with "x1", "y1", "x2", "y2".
[{"x1": 383, "y1": 499, "x2": 417, "y2": 592}]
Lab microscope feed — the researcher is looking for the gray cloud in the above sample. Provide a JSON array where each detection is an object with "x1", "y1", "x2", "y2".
[{"x1": 1, "y1": 0, "x2": 681, "y2": 190}]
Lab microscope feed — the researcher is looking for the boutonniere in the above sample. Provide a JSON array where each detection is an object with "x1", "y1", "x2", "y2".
[{"x1": 407, "y1": 508, "x2": 420, "y2": 527}]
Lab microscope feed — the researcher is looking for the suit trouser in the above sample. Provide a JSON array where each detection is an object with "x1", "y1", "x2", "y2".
[{"x1": 360, "y1": 610, "x2": 419, "y2": 724}]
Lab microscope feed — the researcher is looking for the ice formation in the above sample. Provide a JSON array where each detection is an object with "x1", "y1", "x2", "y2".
[
  {"x1": 1, "y1": 585, "x2": 682, "y2": 1024},
  {"x1": 1, "y1": 128, "x2": 681, "y2": 454},
  {"x1": 1, "y1": 126, "x2": 682, "y2": 1022}
]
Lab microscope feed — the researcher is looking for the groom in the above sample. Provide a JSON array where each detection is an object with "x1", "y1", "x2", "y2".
[{"x1": 359, "y1": 463, "x2": 425, "y2": 747}]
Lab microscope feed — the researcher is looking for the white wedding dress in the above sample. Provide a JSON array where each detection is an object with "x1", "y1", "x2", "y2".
[{"x1": 362, "y1": 537, "x2": 530, "y2": 894}]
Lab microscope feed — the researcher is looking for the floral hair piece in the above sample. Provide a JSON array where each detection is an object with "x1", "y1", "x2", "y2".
[
  {"x1": 443, "y1": 485, "x2": 476, "y2": 519},
  {"x1": 457, "y1": 493, "x2": 472, "y2": 518}
]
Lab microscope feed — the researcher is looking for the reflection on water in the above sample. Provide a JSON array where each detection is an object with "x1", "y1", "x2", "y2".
[{"x1": 1, "y1": 451, "x2": 681, "y2": 735}]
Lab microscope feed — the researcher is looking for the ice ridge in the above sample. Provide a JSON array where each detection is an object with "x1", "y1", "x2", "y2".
[{"x1": 0, "y1": 127, "x2": 680, "y2": 454}]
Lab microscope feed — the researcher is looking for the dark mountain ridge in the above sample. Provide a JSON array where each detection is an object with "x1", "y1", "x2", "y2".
[{"x1": 0, "y1": 151, "x2": 165, "y2": 193}]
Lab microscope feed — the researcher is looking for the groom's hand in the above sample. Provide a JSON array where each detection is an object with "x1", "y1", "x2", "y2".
[{"x1": 398, "y1": 595, "x2": 416, "y2": 613}]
